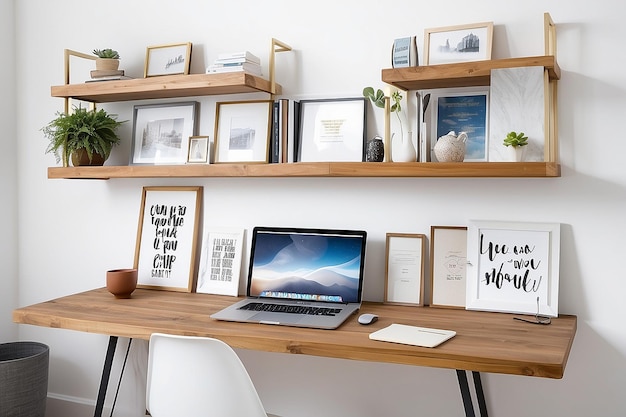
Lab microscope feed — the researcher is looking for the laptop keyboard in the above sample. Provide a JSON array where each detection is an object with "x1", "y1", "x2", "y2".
[{"x1": 240, "y1": 302, "x2": 343, "y2": 316}]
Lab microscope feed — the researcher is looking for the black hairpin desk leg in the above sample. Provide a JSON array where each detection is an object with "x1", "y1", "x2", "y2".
[
  {"x1": 94, "y1": 336, "x2": 118, "y2": 417},
  {"x1": 456, "y1": 370, "x2": 489, "y2": 417}
]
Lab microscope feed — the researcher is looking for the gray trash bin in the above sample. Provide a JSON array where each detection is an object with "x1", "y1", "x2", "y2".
[{"x1": 0, "y1": 341, "x2": 49, "y2": 417}]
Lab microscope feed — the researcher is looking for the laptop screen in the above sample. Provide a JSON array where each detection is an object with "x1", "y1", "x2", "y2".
[{"x1": 247, "y1": 227, "x2": 367, "y2": 304}]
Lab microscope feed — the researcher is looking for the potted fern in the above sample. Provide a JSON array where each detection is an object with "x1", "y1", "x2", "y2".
[
  {"x1": 93, "y1": 48, "x2": 120, "y2": 71},
  {"x1": 503, "y1": 131, "x2": 528, "y2": 162},
  {"x1": 42, "y1": 106, "x2": 125, "y2": 167}
]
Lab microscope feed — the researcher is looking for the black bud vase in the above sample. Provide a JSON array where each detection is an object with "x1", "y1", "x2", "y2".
[{"x1": 366, "y1": 136, "x2": 385, "y2": 162}]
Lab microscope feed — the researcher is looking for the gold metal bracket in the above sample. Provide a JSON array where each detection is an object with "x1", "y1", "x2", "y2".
[
  {"x1": 543, "y1": 13, "x2": 558, "y2": 163},
  {"x1": 63, "y1": 49, "x2": 97, "y2": 114},
  {"x1": 269, "y1": 38, "x2": 292, "y2": 99}
]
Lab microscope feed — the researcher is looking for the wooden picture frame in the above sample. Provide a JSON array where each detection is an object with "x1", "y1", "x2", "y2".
[
  {"x1": 297, "y1": 97, "x2": 367, "y2": 162},
  {"x1": 466, "y1": 220, "x2": 561, "y2": 317},
  {"x1": 196, "y1": 228, "x2": 245, "y2": 296},
  {"x1": 144, "y1": 42, "x2": 192, "y2": 77},
  {"x1": 187, "y1": 136, "x2": 209, "y2": 163},
  {"x1": 214, "y1": 100, "x2": 273, "y2": 163},
  {"x1": 134, "y1": 186, "x2": 203, "y2": 292},
  {"x1": 430, "y1": 226, "x2": 467, "y2": 308},
  {"x1": 424, "y1": 22, "x2": 493, "y2": 65},
  {"x1": 130, "y1": 102, "x2": 199, "y2": 165},
  {"x1": 384, "y1": 233, "x2": 426, "y2": 306}
]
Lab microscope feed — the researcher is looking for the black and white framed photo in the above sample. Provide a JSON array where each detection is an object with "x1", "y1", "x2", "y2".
[
  {"x1": 187, "y1": 136, "x2": 209, "y2": 164},
  {"x1": 430, "y1": 226, "x2": 467, "y2": 309},
  {"x1": 134, "y1": 186, "x2": 203, "y2": 293},
  {"x1": 466, "y1": 220, "x2": 561, "y2": 317},
  {"x1": 384, "y1": 233, "x2": 426, "y2": 306},
  {"x1": 424, "y1": 22, "x2": 493, "y2": 65},
  {"x1": 144, "y1": 42, "x2": 192, "y2": 77},
  {"x1": 429, "y1": 87, "x2": 489, "y2": 161},
  {"x1": 297, "y1": 97, "x2": 367, "y2": 162},
  {"x1": 130, "y1": 102, "x2": 199, "y2": 165},
  {"x1": 196, "y1": 228, "x2": 245, "y2": 296},
  {"x1": 214, "y1": 100, "x2": 273, "y2": 163}
]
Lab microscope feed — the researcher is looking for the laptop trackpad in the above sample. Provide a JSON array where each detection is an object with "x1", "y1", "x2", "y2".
[{"x1": 250, "y1": 312, "x2": 303, "y2": 324}]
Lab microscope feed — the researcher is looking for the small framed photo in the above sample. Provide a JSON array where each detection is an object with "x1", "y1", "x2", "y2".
[
  {"x1": 214, "y1": 100, "x2": 273, "y2": 163},
  {"x1": 297, "y1": 97, "x2": 367, "y2": 162},
  {"x1": 430, "y1": 226, "x2": 467, "y2": 309},
  {"x1": 131, "y1": 102, "x2": 199, "y2": 165},
  {"x1": 384, "y1": 233, "x2": 426, "y2": 306},
  {"x1": 187, "y1": 136, "x2": 209, "y2": 163},
  {"x1": 466, "y1": 220, "x2": 561, "y2": 317},
  {"x1": 134, "y1": 186, "x2": 203, "y2": 292},
  {"x1": 144, "y1": 42, "x2": 192, "y2": 77},
  {"x1": 196, "y1": 228, "x2": 245, "y2": 296},
  {"x1": 430, "y1": 88, "x2": 489, "y2": 161},
  {"x1": 424, "y1": 22, "x2": 493, "y2": 65}
]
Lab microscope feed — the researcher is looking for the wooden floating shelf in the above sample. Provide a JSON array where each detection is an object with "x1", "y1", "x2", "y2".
[
  {"x1": 48, "y1": 162, "x2": 561, "y2": 180},
  {"x1": 382, "y1": 55, "x2": 560, "y2": 90},
  {"x1": 51, "y1": 72, "x2": 281, "y2": 103}
]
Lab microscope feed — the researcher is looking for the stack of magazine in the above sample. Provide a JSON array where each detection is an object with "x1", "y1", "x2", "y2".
[{"x1": 206, "y1": 51, "x2": 262, "y2": 76}]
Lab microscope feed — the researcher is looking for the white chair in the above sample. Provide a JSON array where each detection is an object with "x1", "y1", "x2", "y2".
[{"x1": 146, "y1": 333, "x2": 280, "y2": 417}]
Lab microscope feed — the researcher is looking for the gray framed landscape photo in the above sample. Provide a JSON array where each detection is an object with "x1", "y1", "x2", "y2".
[
  {"x1": 144, "y1": 42, "x2": 192, "y2": 77},
  {"x1": 424, "y1": 22, "x2": 493, "y2": 65},
  {"x1": 214, "y1": 100, "x2": 273, "y2": 163},
  {"x1": 297, "y1": 97, "x2": 367, "y2": 162},
  {"x1": 131, "y1": 102, "x2": 199, "y2": 165},
  {"x1": 466, "y1": 220, "x2": 561, "y2": 317}
]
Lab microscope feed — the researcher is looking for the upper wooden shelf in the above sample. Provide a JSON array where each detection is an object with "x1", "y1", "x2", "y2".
[
  {"x1": 382, "y1": 55, "x2": 560, "y2": 90},
  {"x1": 50, "y1": 72, "x2": 282, "y2": 103},
  {"x1": 48, "y1": 161, "x2": 561, "y2": 180}
]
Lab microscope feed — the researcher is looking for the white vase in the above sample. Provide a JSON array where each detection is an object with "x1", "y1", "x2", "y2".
[
  {"x1": 508, "y1": 146, "x2": 526, "y2": 162},
  {"x1": 391, "y1": 132, "x2": 416, "y2": 162}
]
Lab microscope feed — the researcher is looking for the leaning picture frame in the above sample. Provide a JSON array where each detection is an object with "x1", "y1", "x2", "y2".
[
  {"x1": 297, "y1": 97, "x2": 367, "y2": 162},
  {"x1": 384, "y1": 233, "x2": 426, "y2": 306},
  {"x1": 466, "y1": 220, "x2": 561, "y2": 317},
  {"x1": 187, "y1": 136, "x2": 209, "y2": 164},
  {"x1": 429, "y1": 87, "x2": 489, "y2": 162},
  {"x1": 430, "y1": 226, "x2": 467, "y2": 309},
  {"x1": 144, "y1": 42, "x2": 192, "y2": 77},
  {"x1": 130, "y1": 102, "x2": 199, "y2": 165},
  {"x1": 196, "y1": 228, "x2": 245, "y2": 296},
  {"x1": 134, "y1": 186, "x2": 203, "y2": 292},
  {"x1": 424, "y1": 22, "x2": 493, "y2": 65},
  {"x1": 214, "y1": 100, "x2": 273, "y2": 163}
]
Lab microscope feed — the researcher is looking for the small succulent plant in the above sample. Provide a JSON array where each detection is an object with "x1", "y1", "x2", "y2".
[
  {"x1": 92, "y1": 48, "x2": 120, "y2": 59},
  {"x1": 503, "y1": 131, "x2": 529, "y2": 147}
]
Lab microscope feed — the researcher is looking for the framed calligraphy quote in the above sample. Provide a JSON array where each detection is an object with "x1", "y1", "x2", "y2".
[
  {"x1": 466, "y1": 220, "x2": 560, "y2": 317},
  {"x1": 134, "y1": 186, "x2": 203, "y2": 292},
  {"x1": 196, "y1": 228, "x2": 245, "y2": 296}
]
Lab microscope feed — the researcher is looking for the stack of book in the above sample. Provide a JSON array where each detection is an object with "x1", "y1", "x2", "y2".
[
  {"x1": 86, "y1": 69, "x2": 132, "y2": 82},
  {"x1": 206, "y1": 51, "x2": 262, "y2": 76}
]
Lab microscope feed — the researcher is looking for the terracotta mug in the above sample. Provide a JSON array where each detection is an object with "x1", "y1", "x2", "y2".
[{"x1": 106, "y1": 269, "x2": 138, "y2": 299}]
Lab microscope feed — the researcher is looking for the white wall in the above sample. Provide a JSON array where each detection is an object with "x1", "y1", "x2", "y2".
[
  {"x1": 1, "y1": 0, "x2": 17, "y2": 342},
  {"x1": 9, "y1": 0, "x2": 626, "y2": 416}
]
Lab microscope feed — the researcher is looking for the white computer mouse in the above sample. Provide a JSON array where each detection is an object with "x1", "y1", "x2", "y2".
[{"x1": 358, "y1": 313, "x2": 379, "y2": 325}]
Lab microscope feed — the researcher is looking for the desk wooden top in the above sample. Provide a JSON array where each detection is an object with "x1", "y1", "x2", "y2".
[{"x1": 13, "y1": 288, "x2": 576, "y2": 379}]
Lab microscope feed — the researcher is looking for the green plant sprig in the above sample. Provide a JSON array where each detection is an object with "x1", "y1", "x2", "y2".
[
  {"x1": 92, "y1": 48, "x2": 120, "y2": 59},
  {"x1": 503, "y1": 131, "x2": 529, "y2": 147},
  {"x1": 363, "y1": 87, "x2": 404, "y2": 137}
]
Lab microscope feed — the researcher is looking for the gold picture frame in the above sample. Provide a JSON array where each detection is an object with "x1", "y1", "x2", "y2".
[
  {"x1": 424, "y1": 22, "x2": 493, "y2": 65},
  {"x1": 144, "y1": 42, "x2": 192, "y2": 77},
  {"x1": 384, "y1": 233, "x2": 426, "y2": 306}
]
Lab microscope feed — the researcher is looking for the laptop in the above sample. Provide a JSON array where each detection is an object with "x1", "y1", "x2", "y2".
[{"x1": 211, "y1": 226, "x2": 367, "y2": 330}]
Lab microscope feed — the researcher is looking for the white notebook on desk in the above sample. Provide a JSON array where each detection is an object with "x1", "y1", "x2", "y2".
[{"x1": 369, "y1": 324, "x2": 456, "y2": 348}]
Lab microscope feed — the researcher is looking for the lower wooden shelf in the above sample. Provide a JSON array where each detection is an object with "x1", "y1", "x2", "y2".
[{"x1": 47, "y1": 162, "x2": 561, "y2": 179}]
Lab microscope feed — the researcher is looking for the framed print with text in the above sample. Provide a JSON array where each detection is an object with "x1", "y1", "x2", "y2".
[
  {"x1": 144, "y1": 42, "x2": 192, "y2": 77},
  {"x1": 384, "y1": 233, "x2": 426, "y2": 306},
  {"x1": 466, "y1": 220, "x2": 561, "y2": 317},
  {"x1": 214, "y1": 100, "x2": 272, "y2": 163},
  {"x1": 131, "y1": 102, "x2": 199, "y2": 165},
  {"x1": 297, "y1": 97, "x2": 367, "y2": 162},
  {"x1": 134, "y1": 186, "x2": 203, "y2": 292},
  {"x1": 430, "y1": 226, "x2": 467, "y2": 308},
  {"x1": 424, "y1": 22, "x2": 493, "y2": 65},
  {"x1": 196, "y1": 228, "x2": 245, "y2": 296}
]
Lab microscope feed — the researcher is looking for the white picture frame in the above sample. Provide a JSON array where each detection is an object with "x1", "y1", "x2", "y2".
[
  {"x1": 466, "y1": 220, "x2": 561, "y2": 317},
  {"x1": 196, "y1": 228, "x2": 245, "y2": 296},
  {"x1": 424, "y1": 22, "x2": 493, "y2": 65},
  {"x1": 384, "y1": 233, "x2": 426, "y2": 306},
  {"x1": 430, "y1": 226, "x2": 467, "y2": 309}
]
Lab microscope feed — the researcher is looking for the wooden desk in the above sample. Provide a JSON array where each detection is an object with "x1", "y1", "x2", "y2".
[{"x1": 13, "y1": 288, "x2": 577, "y2": 416}]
